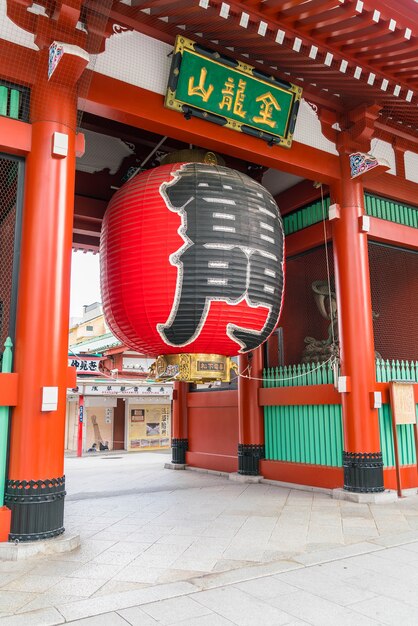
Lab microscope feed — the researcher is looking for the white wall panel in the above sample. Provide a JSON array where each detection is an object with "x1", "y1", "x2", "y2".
[
  {"x1": 370, "y1": 138, "x2": 396, "y2": 175},
  {"x1": 293, "y1": 100, "x2": 338, "y2": 155},
  {"x1": 90, "y1": 30, "x2": 171, "y2": 95},
  {"x1": 404, "y1": 151, "x2": 418, "y2": 184}
]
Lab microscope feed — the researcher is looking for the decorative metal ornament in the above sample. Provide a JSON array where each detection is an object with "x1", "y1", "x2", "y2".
[
  {"x1": 150, "y1": 353, "x2": 238, "y2": 383},
  {"x1": 100, "y1": 162, "x2": 285, "y2": 383},
  {"x1": 48, "y1": 42, "x2": 64, "y2": 80},
  {"x1": 350, "y1": 152, "x2": 390, "y2": 179}
]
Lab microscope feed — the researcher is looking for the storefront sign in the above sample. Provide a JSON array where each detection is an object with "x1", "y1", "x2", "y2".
[
  {"x1": 68, "y1": 356, "x2": 101, "y2": 374},
  {"x1": 83, "y1": 384, "x2": 172, "y2": 398},
  {"x1": 165, "y1": 36, "x2": 302, "y2": 148}
]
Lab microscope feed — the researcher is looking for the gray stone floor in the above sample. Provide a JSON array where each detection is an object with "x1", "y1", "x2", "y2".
[{"x1": 1, "y1": 452, "x2": 418, "y2": 624}]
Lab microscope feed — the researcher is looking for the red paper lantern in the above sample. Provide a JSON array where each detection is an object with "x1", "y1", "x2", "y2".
[{"x1": 100, "y1": 162, "x2": 285, "y2": 381}]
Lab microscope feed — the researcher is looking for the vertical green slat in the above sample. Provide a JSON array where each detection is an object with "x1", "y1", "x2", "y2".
[
  {"x1": 9, "y1": 89, "x2": 20, "y2": 119},
  {"x1": 312, "y1": 405, "x2": 320, "y2": 464},
  {"x1": 290, "y1": 405, "x2": 295, "y2": 461},
  {"x1": 264, "y1": 405, "x2": 270, "y2": 459},
  {"x1": 269, "y1": 406, "x2": 274, "y2": 460},
  {"x1": 279, "y1": 406, "x2": 284, "y2": 460},
  {"x1": 289, "y1": 405, "x2": 295, "y2": 461},
  {"x1": 272, "y1": 406, "x2": 278, "y2": 460},
  {"x1": 280, "y1": 406, "x2": 285, "y2": 460},
  {"x1": 321, "y1": 405, "x2": 328, "y2": 465},
  {"x1": 267, "y1": 406, "x2": 273, "y2": 460},
  {"x1": 374, "y1": 196, "x2": 381, "y2": 218},
  {"x1": 294, "y1": 407, "x2": 299, "y2": 463},
  {"x1": 336, "y1": 406, "x2": 343, "y2": 466},
  {"x1": 288, "y1": 405, "x2": 293, "y2": 461},
  {"x1": 0, "y1": 86, "x2": 8, "y2": 116},
  {"x1": 300, "y1": 406, "x2": 306, "y2": 464},
  {"x1": 331, "y1": 405, "x2": 337, "y2": 466},
  {"x1": 301, "y1": 405, "x2": 307, "y2": 463}
]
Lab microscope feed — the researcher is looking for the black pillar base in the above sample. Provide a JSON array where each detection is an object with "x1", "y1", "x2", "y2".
[
  {"x1": 238, "y1": 444, "x2": 265, "y2": 476},
  {"x1": 343, "y1": 452, "x2": 384, "y2": 493},
  {"x1": 171, "y1": 438, "x2": 188, "y2": 465},
  {"x1": 5, "y1": 476, "x2": 66, "y2": 542}
]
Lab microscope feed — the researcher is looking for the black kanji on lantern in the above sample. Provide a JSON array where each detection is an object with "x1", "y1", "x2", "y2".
[{"x1": 158, "y1": 163, "x2": 284, "y2": 352}]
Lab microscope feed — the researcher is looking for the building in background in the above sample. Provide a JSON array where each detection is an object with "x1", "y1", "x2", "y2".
[{"x1": 67, "y1": 304, "x2": 172, "y2": 453}]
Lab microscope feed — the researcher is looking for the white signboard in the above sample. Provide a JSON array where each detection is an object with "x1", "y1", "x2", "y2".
[
  {"x1": 83, "y1": 384, "x2": 172, "y2": 398},
  {"x1": 68, "y1": 357, "x2": 101, "y2": 374}
]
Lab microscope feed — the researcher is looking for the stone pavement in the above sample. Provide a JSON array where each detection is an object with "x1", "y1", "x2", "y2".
[{"x1": 1, "y1": 451, "x2": 418, "y2": 624}]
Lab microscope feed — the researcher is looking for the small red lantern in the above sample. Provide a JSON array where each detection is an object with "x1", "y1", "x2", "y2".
[{"x1": 100, "y1": 162, "x2": 285, "y2": 382}]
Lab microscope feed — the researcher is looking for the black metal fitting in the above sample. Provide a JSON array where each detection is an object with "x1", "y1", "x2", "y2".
[
  {"x1": 343, "y1": 451, "x2": 384, "y2": 493},
  {"x1": 238, "y1": 443, "x2": 265, "y2": 476},
  {"x1": 171, "y1": 438, "x2": 188, "y2": 464},
  {"x1": 5, "y1": 476, "x2": 66, "y2": 542}
]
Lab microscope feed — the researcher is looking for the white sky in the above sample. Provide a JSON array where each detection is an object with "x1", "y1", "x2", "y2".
[{"x1": 70, "y1": 251, "x2": 101, "y2": 319}]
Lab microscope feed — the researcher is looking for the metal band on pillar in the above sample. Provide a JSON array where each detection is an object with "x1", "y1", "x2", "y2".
[
  {"x1": 238, "y1": 444, "x2": 265, "y2": 476},
  {"x1": 171, "y1": 438, "x2": 188, "y2": 465},
  {"x1": 5, "y1": 476, "x2": 66, "y2": 541},
  {"x1": 343, "y1": 452, "x2": 384, "y2": 493}
]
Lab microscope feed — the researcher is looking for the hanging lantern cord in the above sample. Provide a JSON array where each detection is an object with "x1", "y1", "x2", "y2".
[{"x1": 238, "y1": 353, "x2": 338, "y2": 383}]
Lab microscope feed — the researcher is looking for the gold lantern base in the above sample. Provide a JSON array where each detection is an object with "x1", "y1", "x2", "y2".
[{"x1": 150, "y1": 354, "x2": 237, "y2": 383}]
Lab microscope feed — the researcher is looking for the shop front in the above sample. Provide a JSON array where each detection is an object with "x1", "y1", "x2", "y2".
[{"x1": 66, "y1": 381, "x2": 173, "y2": 453}]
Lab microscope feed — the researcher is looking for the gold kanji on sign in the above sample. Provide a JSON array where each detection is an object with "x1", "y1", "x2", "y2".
[
  {"x1": 219, "y1": 77, "x2": 247, "y2": 118},
  {"x1": 253, "y1": 91, "x2": 281, "y2": 128},
  {"x1": 187, "y1": 67, "x2": 214, "y2": 102}
]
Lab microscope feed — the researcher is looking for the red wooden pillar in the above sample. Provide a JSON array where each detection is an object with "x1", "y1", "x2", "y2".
[
  {"x1": 5, "y1": 49, "x2": 87, "y2": 540},
  {"x1": 238, "y1": 347, "x2": 265, "y2": 475},
  {"x1": 171, "y1": 381, "x2": 188, "y2": 465},
  {"x1": 331, "y1": 152, "x2": 383, "y2": 493}
]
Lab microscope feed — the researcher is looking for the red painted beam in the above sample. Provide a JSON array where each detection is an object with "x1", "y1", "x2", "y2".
[
  {"x1": 0, "y1": 117, "x2": 31, "y2": 156},
  {"x1": 260, "y1": 459, "x2": 343, "y2": 489},
  {"x1": 285, "y1": 221, "x2": 332, "y2": 257},
  {"x1": 365, "y1": 175, "x2": 418, "y2": 209},
  {"x1": 259, "y1": 384, "x2": 341, "y2": 406},
  {"x1": 73, "y1": 216, "x2": 102, "y2": 237},
  {"x1": 0, "y1": 40, "x2": 36, "y2": 86},
  {"x1": 275, "y1": 180, "x2": 325, "y2": 215},
  {"x1": 83, "y1": 73, "x2": 340, "y2": 184},
  {"x1": 186, "y1": 451, "x2": 238, "y2": 473},
  {"x1": 259, "y1": 383, "x2": 417, "y2": 408},
  {"x1": 74, "y1": 195, "x2": 107, "y2": 219},
  {"x1": 384, "y1": 466, "x2": 418, "y2": 490},
  {"x1": 375, "y1": 383, "x2": 418, "y2": 405},
  {"x1": 0, "y1": 374, "x2": 19, "y2": 406},
  {"x1": 368, "y1": 217, "x2": 418, "y2": 251}
]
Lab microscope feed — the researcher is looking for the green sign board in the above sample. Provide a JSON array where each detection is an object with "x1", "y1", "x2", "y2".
[{"x1": 165, "y1": 36, "x2": 302, "y2": 148}]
